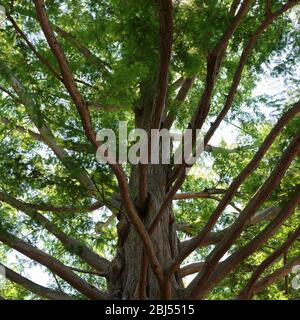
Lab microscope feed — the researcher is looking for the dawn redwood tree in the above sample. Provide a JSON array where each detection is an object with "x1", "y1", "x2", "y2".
[{"x1": 0, "y1": 0, "x2": 299, "y2": 300}]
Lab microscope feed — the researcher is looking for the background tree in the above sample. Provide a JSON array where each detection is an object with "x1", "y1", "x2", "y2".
[{"x1": 0, "y1": 0, "x2": 299, "y2": 300}]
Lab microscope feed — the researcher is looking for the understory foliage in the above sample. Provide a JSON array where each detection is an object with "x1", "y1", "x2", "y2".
[{"x1": 0, "y1": 0, "x2": 299, "y2": 300}]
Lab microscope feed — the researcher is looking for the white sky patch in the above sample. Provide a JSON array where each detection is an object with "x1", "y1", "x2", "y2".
[
  {"x1": 0, "y1": 5, "x2": 6, "y2": 28},
  {"x1": 0, "y1": 264, "x2": 6, "y2": 289},
  {"x1": 7, "y1": 252, "x2": 49, "y2": 287}
]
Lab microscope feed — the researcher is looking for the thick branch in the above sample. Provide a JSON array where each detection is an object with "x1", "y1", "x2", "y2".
[
  {"x1": 169, "y1": 0, "x2": 297, "y2": 192},
  {"x1": 179, "y1": 262, "x2": 204, "y2": 278},
  {"x1": 0, "y1": 190, "x2": 110, "y2": 274},
  {"x1": 265, "y1": 0, "x2": 272, "y2": 16},
  {"x1": 137, "y1": 0, "x2": 173, "y2": 210},
  {"x1": 199, "y1": 186, "x2": 300, "y2": 297},
  {"x1": 0, "y1": 263, "x2": 74, "y2": 300},
  {"x1": 32, "y1": 4, "x2": 162, "y2": 286},
  {"x1": 151, "y1": 2, "x2": 252, "y2": 239},
  {"x1": 172, "y1": 101, "x2": 300, "y2": 273},
  {"x1": 187, "y1": 129, "x2": 300, "y2": 299},
  {"x1": 0, "y1": 228, "x2": 108, "y2": 300}
]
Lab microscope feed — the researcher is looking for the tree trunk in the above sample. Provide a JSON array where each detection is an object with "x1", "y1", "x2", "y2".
[{"x1": 108, "y1": 164, "x2": 182, "y2": 299}]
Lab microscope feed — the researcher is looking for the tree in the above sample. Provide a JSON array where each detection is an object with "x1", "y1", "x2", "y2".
[{"x1": 0, "y1": 0, "x2": 299, "y2": 300}]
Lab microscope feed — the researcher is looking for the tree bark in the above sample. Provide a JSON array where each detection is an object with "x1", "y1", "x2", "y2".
[{"x1": 108, "y1": 165, "x2": 181, "y2": 299}]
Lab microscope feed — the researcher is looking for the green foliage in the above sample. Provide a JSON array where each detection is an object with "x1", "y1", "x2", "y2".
[{"x1": 0, "y1": 0, "x2": 299, "y2": 300}]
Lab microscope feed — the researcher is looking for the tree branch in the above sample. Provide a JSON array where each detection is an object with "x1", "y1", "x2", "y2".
[
  {"x1": 32, "y1": 4, "x2": 162, "y2": 286},
  {"x1": 250, "y1": 255, "x2": 300, "y2": 297},
  {"x1": 0, "y1": 263, "x2": 75, "y2": 300},
  {"x1": 137, "y1": 0, "x2": 173, "y2": 210},
  {"x1": 7, "y1": 13, "x2": 62, "y2": 82},
  {"x1": 179, "y1": 262, "x2": 204, "y2": 278},
  {"x1": 151, "y1": 1, "x2": 252, "y2": 239},
  {"x1": 54, "y1": 25, "x2": 110, "y2": 74},
  {"x1": 229, "y1": 0, "x2": 241, "y2": 16},
  {"x1": 163, "y1": 76, "x2": 195, "y2": 130},
  {"x1": 169, "y1": 0, "x2": 298, "y2": 192},
  {"x1": 169, "y1": 101, "x2": 300, "y2": 275},
  {"x1": 203, "y1": 0, "x2": 299, "y2": 148},
  {"x1": 173, "y1": 189, "x2": 226, "y2": 200},
  {"x1": 0, "y1": 63, "x2": 102, "y2": 199},
  {"x1": 67, "y1": 266, "x2": 106, "y2": 277},
  {"x1": 187, "y1": 128, "x2": 300, "y2": 299},
  {"x1": 0, "y1": 190, "x2": 110, "y2": 274},
  {"x1": 178, "y1": 206, "x2": 280, "y2": 241},
  {"x1": 237, "y1": 225, "x2": 300, "y2": 299},
  {"x1": 151, "y1": 0, "x2": 173, "y2": 129},
  {"x1": 0, "y1": 228, "x2": 108, "y2": 300},
  {"x1": 27, "y1": 201, "x2": 104, "y2": 214},
  {"x1": 265, "y1": 0, "x2": 272, "y2": 16},
  {"x1": 197, "y1": 186, "x2": 300, "y2": 297}
]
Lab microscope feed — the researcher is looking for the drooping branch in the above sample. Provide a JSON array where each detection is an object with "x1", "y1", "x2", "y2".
[
  {"x1": 237, "y1": 225, "x2": 300, "y2": 299},
  {"x1": 186, "y1": 130, "x2": 300, "y2": 299},
  {"x1": 0, "y1": 190, "x2": 110, "y2": 274},
  {"x1": 0, "y1": 228, "x2": 108, "y2": 300},
  {"x1": 0, "y1": 263, "x2": 74, "y2": 300},
  {"x1": 0, "y1": 63, "x2": 101, "y2": 199}
]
